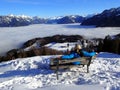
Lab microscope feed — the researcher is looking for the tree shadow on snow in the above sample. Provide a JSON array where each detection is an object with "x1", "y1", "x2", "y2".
[
  {"x1": 75, "y1": 77, "x2": 95, "y2": 85},
  {"x1": 0, "y1": 57, "x2": 54, "y2": 78},
  {"x1": 0, "y1": 68, "x2": 54, "y2": 78},
  {"x1": 97, "y1": 52, "x2": 120, "y2": 58}
]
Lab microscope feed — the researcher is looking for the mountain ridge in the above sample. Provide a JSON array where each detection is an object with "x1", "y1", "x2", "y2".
[
  {"x1": 0, "y1": 15, "x2": 85, "y2": 27},
  {"x1": 81, "y1": 7, "x2": 120, "y2": 27},
  {"x1": 0, "y1": 7, "x2": 120, "y2": 27}
]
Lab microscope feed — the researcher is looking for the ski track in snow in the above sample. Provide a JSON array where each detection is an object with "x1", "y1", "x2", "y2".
[{"x1": 0, "y1": 52, "x2": 120, "y2": 90}]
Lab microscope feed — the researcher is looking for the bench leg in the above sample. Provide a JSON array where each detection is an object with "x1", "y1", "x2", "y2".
[
  {"x1": 87, "y1": 65, "x2": 89, "y2": 73},
  {"x1": 56, "y1": 59, "x2": 59, "y2": 80}
]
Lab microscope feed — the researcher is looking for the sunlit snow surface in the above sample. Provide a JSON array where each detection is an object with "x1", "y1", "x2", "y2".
[
  {"x1": 0, "y1": 23, "x2": 120, "y2": 55},
  {"x1": 0, "y1": 51, "x2": 120, "y2": 90}
]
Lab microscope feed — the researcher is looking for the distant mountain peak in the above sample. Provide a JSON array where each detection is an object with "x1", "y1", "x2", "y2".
[
  {"x1": 81, "y1": 7, "x2": 120, "y2": 27},
  {"x1": 0, "y1": 15, "x2": 85, "y2": 27}
]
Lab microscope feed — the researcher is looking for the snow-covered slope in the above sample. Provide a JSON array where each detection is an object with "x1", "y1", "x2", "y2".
[
  {"x1": 45, "y1": 42, "x2": 75, "y2": 51},
  {"x1": 0, "y1": 52, "x2": 120, "y2": 90}
]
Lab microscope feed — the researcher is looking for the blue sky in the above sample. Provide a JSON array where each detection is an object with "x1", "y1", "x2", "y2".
[{"x1": 0, "y1": 0, "x2": 120, "y2": 17}]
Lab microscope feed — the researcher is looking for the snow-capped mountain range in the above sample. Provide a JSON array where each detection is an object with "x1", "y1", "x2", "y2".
[
  {"x1": 0, "y1": 15, "x2": 85, "y2": 27},
  {"x1": 0, "y1": 7, "x2": 120, "y2": 27},
  {"x1": 81, "y1": 7, "x2": 120, "y2": 27}
]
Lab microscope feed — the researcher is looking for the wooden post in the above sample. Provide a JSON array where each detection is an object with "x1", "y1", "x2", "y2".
[
  {"x1": 87, "y1": 57, "x2": 92, "y2": 73},
  {"x1": 87, "y1": 65, "x2": 89, "y2": 73},
  {"x1": 56, "y1": 59, "x2": 59, "y2": 80},
  {"x1": 67, "y1": 43, "x2": 69, "y2": 54}
]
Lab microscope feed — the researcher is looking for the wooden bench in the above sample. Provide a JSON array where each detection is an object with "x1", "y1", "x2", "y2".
[{"x1": 50, "y1": 56, "x2": 96, "y2": 79}]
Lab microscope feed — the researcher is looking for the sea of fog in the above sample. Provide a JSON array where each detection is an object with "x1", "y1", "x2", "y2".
[{"x1": 0, "y1": 23, "x2": 120, "y2": 55}]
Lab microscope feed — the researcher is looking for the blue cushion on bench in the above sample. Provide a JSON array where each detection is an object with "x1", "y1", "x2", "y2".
[
  {"x1": 72, "y1": 61, "x2": 81, "y2": 65},
  {"x1": 61, "y1": 53, "x2": 81, "y2": 65},
  {"x1": 61, "y1": 53, "x2": 74, "y2": 59},
  {"x1": 82, "y1": 51, "x2": 96, "y2": 57}
]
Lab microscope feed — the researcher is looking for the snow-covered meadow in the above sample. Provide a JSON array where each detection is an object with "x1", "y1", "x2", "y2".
[
  {"x1": 0, "y1": 23, "x2": 120, "y2": 55},
  {"x1": 0, "y1": 51, "x2": 120, "y2": 90}
]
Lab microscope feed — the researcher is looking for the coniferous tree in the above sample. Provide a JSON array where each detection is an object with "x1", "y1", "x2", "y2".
[
  {"x1": 97, "y1": 40, "x2": 104, "y2": 52},
  {"x1": 111, "y1": 39, "x2": 119, "y2": 54}
]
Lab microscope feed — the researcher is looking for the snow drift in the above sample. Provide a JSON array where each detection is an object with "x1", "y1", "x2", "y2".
[{"x1": 0, "y1": 52, "x2": 120, "y2": 90}]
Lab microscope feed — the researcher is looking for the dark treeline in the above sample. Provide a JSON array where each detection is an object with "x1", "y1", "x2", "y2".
[
  {"x1": 0, "y1": 34, "x2": 120, "y2": 63},
  {"x1": 0, "y1": 47, "x2": 63, "y2": 62},
  {"x1": 0, "y1": 35, "x2": 83, "y2": 62},
  {"x1": 97, "y1": 34, "x2": 120, "y2": 54}
]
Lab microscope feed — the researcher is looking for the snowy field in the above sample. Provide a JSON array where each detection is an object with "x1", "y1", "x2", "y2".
[
  {"x1": 0, "y1": 51, "x2": 120, "y2": 90},
  {"x1": 0, "y1": 23, "x2": 120, "y2": 55}
]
